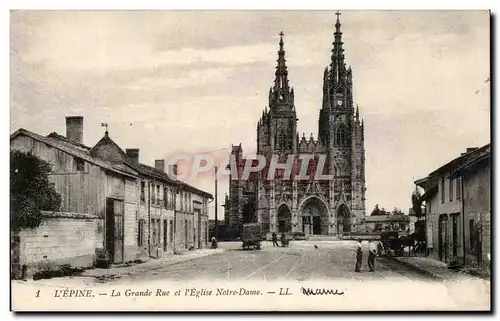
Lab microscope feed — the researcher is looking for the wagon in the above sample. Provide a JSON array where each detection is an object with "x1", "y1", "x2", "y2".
[
  {"x1": 380, "y1": 230, "x2": 399, "y2": 256},
  {"x1": 242, "y1": 223, "x2": 262, "y2": 250}
]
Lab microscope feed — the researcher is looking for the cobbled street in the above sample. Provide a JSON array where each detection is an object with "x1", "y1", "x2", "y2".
[{"x1": 110, "y1": 241, "x2": 433, "y2": 283}]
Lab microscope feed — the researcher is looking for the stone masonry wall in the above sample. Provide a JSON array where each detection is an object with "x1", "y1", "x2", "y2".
[{"x1": 17, "y1": 211, "x2": 103, "y2": 277}]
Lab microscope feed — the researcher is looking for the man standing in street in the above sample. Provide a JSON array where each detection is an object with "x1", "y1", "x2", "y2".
[
  {"x1": 355, "y1": 239, "x2": 363, "y2": 272},
  {"x1": 368, "y1": 240, "x2": 378, "y2": 272},
  {"x1": 272, "y1": 232, "x2": 279, "y2": 247}
]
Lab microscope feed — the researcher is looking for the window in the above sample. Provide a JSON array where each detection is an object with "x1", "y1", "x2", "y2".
[
  {"x1": 441, "y1": 177, "x2": 445, "y2": 204},
  {"x1": 169, "y1": 219, "x2": 174, "y2": 242},
  {"x1": 140, "y1": 181, "x2": 145, "y2": 202},
  {"x1": 138, "y1": 219, "x2": 144, "y2": 246},
  {"x1": 76, "y1": 158, "x2": 85, "y2": 171},
  {"x1": 156, "y1": 185, "x2": 160, "y2": 205},
  {"x1": 456, "y1": 177, "x2": 461, "y2": 200},
  {"x1": 164, "y1": 187, "x2": 168, "y2": 208},
  {"x1": 151, "y1": 184, "x2": 156, "y2": 204},
  {"x1": 335, "y1": 126, "x2": 347, "y2": 146},
  {"x1": 180, "y1": 193, "x2": 183, "y2": 211},
  {"x1": 278, "y1": 131, "x2": 287, "y2": 149},
  {"x1": 449, "y1": 178, "x2": 453, "y2": 202},
  {"x1": 157, "y1": 219, "x2": 161, "y2": 243}
]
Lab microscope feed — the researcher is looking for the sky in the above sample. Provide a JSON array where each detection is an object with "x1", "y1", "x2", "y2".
[{"x1": 10, "y1": 10, "x2": 490, "y2": 219}]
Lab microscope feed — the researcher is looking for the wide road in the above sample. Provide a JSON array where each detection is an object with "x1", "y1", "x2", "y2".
[{"x1": 118, "y1": 240, "x2": 432, "y2": 283}]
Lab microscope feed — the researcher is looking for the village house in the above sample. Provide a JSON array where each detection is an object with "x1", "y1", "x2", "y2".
[
  {"x1": 10, "y1": 116, "x2": 212, "y2": 278},
  {"x1": 415, "y1": 144, "x2": 490, "y2": 272}
]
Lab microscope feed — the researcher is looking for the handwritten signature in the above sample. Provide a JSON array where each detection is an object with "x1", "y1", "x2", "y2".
[{"x1": 300, "y1": 287, "x2": 344, "y2": 296}]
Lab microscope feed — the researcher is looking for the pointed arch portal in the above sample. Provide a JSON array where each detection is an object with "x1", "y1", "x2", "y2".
[
  {"x1": 337, "y1": 204, "x2": 351, "y2": 233},
  {"x1": 299, "y1": 196, "x2": 329, "y2": 235},
  {"x1": 277, "y1": 204, "x2": 292, "y2": 233}
]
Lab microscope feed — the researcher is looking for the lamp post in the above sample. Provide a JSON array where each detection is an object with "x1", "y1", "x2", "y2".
[
  {"x1": 214, "y1": 166, "x2": 218, "y2": 240},
  {"x1": 173, "y1": 184, "x2": 182, "y2": 254}
]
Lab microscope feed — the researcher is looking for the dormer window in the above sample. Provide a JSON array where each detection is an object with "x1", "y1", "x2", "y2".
[{"x1": 76, "y1": 158, "x2": 85, "y2": 171}]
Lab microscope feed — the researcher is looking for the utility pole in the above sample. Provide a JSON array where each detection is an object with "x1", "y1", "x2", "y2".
[{"x1": 215, "y1": 166, "x2": 218, "y2": 240}]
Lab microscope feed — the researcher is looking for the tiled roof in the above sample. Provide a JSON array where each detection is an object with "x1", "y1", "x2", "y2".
[
  {"x1": 11, "y1": 128, "x2": 138, "y2": 178},
  {"x1": 12, "y1": 128, "x2": 213, "y2": 199},
  {"x1": 415, "y1": 143, "x2": 490, "y2": 188},
  {"x1": 450, "y1": 145, "x2": 491, "y2": 177}
]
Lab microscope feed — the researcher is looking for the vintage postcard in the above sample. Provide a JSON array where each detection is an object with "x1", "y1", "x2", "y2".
[{"x1": 10, "y1": 10, "x2": 491, "y2": 312}]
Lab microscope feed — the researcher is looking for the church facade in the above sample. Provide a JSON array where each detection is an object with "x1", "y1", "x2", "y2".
[{"x1": 224, "y1": 13, "x2": 366, "y2": 237}]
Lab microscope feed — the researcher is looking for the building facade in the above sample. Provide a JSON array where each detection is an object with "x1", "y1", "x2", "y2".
[
  {"x1": 225, "y1": 13, "x2": 367, "y2": 237},
  {"x1": 416, "y1": 144, "x2": 490, "y2": 272},
  {"x1": 11, "y1": 116, "x2": 212, "y2": 277}
]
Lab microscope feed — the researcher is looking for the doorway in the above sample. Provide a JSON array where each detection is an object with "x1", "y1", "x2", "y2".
[
  {"x1": 277, "y1": 204, "x2": 292, "y2": 233},
  {"x1": 313, "y1": 216, "x2": 321, "y2": 235},
  {"x1": 438, "y1": 214, "x2": 448, "y2": 262},
  {"x1": 337, "y1": 204, "x2": 351, "y2": 234},
  {"x1": 451, "y1": 213, "x2": 459, "y2": 257},
  {"x1": 184, "y1": 220, "x2": 188, "y2": 249},
  {"x1": 300, "y1": 197, "x2": 329, "y2": 235},
  {"x1": 163, "y1": 220, "x2": 168, "y2": 251},
  {"x1": 106, "y1": 198, "x2": 124, "y2": 263}
]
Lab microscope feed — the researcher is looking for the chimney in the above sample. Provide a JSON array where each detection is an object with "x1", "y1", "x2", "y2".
[
  {"x1": 126, "y1": 149, "x2": 139, "y2": 163},
  {"x1": 466, "y1": 147, "x2": 478, "y2": 153},
  {"x1": 66, "y1": 116, "x2": 83, "y2": 144},
  {"x1": 155, "y1": 159, "x2": 165, "y2": 173}
]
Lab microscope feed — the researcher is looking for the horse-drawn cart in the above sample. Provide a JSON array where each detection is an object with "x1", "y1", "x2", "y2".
[
  {"x1": 380, "y1": 231, "x2": 427, "y2": 257},
  {"x1": 242, "y1": 223, "x2": 262, "y2": 250}
]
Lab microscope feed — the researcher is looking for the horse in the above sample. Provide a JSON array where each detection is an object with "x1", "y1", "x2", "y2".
[{"x1": 399, "y1": 235, "x2": 416, "y2": 256}]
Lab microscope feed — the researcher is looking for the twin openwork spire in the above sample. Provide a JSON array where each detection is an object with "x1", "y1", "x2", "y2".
[{"x1": 269, "y1": 31, "x2": 294, "y2": 109}]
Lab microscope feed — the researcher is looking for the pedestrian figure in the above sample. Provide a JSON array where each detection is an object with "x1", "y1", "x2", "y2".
[
  {"x1": 272, "y1": 232, "x2": 279, "y2": 247},
  {"x1": 210, "y1": 237, "x2": 218, "y2": 249},
  {"x1": 368, "y1": 240, "x2": 378, "y2": 272},
  {"x1": 355, "y1": 239, "x2": 363, "y2": 272},
  {"x1": 280, "y1": 232, "x2": 287, "y2": 247}
]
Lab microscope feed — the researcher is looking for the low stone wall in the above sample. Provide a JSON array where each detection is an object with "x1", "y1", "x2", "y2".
[{"x1": 12, "y1": 211, "x2": 103, "y2": 279}]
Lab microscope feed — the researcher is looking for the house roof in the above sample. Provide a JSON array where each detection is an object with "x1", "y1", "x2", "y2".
[
  {"x1": 12, "y1": 127, "x2": 213, "y2": 200},
  {"x1": 450, "y1": 145, "x2": 491, "y2": 178},
  {"x1": 428, "y1": 143, "x2": 490, "y2": 177},
  {"x1": 10, "y1": 128, "x2": 139, "y2": 179},
  {"x1": 415, "y1": 143, "x2": 490, "y2": 189},
  {"x1": 91, "y1": 133, "x2": 213, "y2": 199}
]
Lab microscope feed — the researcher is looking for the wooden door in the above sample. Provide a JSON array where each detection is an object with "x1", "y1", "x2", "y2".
[
  {"x1": 106, "y1": 198, "x2": 124, "y2": 264},
  {"x1": 184, "y1": 220, "x2": 188, "y2": 249},
  {"x1": 113, "y1": 199, "x2": 124, "y2": 263},
  {"x1": 105, "y1": 198, "x2": 115, "y2": 261},
  {"x1": 163, "y1": 220, "x2": 168, "y2": 251},
  {"x1": 313, "y1": 216, "x2": 321, "y2": 235},
  {"x1": 438, "y1": 215, "x2": 448, "y2": 262}
]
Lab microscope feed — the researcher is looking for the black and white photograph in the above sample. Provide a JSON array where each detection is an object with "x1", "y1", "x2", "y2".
[{"x1": 9, "y1": 9, "x2": 491, "y2": 311}]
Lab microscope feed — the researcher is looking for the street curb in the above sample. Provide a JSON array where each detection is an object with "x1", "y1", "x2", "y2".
[
  {"x1": 389, "y1": 257, "x2": 443, "y2": 281},
  {"x1": 138, "y1": 249, "x2": 227, "y2": 272},
  {"x1": 82, "y1": 250, "x2": 226, "y2": 279}
]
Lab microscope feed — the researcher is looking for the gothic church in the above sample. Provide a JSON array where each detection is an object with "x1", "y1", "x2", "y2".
[{"x1": 224, "y1": 13, "x2": 366, "y2": 237}]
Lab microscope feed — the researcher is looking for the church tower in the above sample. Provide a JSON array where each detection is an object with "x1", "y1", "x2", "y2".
[
  {"x1": 226, "y1": 12, "x2": 366, "y2": 238},
  {"x1": 318, "y1": 12, "x2": 366, "y2": 230},
  {"x1": 257, "y1": 32, "x2": 298, "y2": 155}
]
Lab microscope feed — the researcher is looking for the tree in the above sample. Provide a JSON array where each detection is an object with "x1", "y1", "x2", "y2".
[
  {"x1": 411, "y1": 187, "x2": 423, "y2": 217},
  {"x1": 371, "y1": 204, "x2": 382, "y2": 216},
  {"x1": 391, "y1": 207, "x2": 404, "y2": 216},
  {"x1": 10, "y1": 150, "x2": 61, "y2": 231}
]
